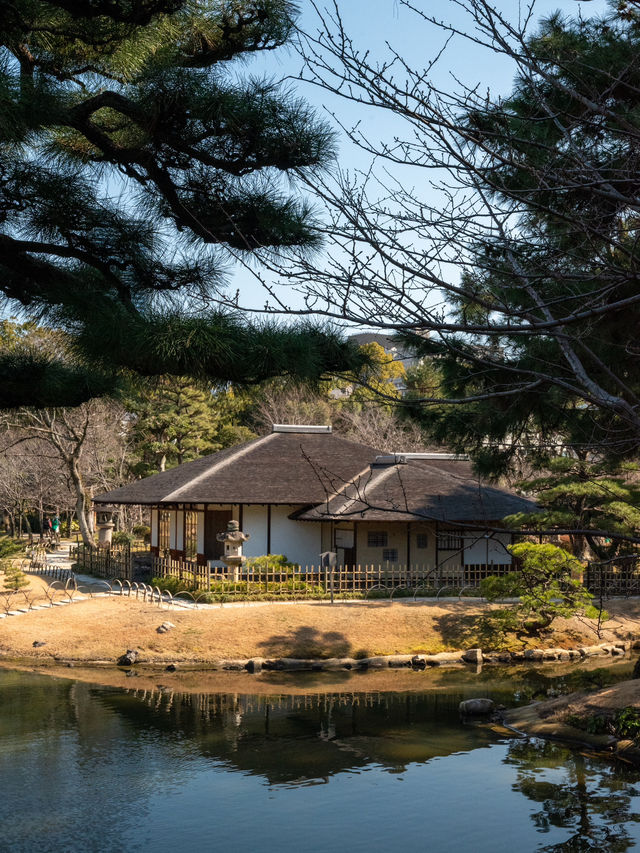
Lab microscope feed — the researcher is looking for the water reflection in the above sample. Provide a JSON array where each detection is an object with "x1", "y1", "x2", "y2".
[
  {"x1": 97, "y1": 686, "x2": 498, "y2": 783},
  {"x1": 1, "y1": 668, "x2": 640, "y2": 853},
  {"x1": 508, "y1": 739, "x2": 640, "y2": 851}
]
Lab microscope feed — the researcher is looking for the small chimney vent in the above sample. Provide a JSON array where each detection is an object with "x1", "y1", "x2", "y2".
[
  {"x1": 272, "y1": 424, "x2": 332, "y2": 434},
  {"x1": 373, "y1": 452, "x2": 468, "y2": 465}
]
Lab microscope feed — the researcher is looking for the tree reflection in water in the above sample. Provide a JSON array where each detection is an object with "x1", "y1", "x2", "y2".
[
  {"x1": 506, "y1": 738, "x2": 640, "y2": 851},
  {"x1": 3, "y1": 669, "x2": 640, "y2": 853}
]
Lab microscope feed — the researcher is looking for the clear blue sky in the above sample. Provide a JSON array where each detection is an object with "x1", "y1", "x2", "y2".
[{"x1": 227, "y1": 0, "x2": 611, "y2": 317}]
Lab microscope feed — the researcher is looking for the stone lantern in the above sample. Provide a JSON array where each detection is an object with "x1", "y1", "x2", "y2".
[
  {"x1": 216, "y1": 519, "x2": 250, "y2": 581},
  {"x1": 95, "y1": 504, "x2": 117, "y2": 548}
]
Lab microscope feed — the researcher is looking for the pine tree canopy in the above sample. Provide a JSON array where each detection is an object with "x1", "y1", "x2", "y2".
[
  {"x1": 0, "y1": 0, "x2": 360, "y2": 406},
  {"x1": 503, "y1": 457, "x2": 640, "y2": 560},
  {"x1": 126, "y1": 375, "x2": 256, "y2": 476}
]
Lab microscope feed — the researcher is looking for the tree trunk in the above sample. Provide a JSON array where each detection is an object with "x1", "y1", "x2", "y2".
[
  {"x1": 68, "y1": 455, "x2": 94, "y2": 546},
  {"x1": 21, "y1": 509, "x2": 33, "y2": 546}
]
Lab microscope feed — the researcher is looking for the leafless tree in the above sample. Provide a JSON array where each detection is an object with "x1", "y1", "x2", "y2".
[
  {"x1": 251, "y1": 378, "x2": 434, "y2": 452},
  {"x1": 222, "y1": 0, "x2": 640, "y2": 459},
  {"x1": 336, "y1": 405, "x2": 435, "y2": 453},
  {"x1": 0, "y1": 432, "x2": 73, "y2": 537},
  {"x1": 251, "y1": 382, "x2": 335, "y2": 431},
  {"x1": 0, "y1": 400, "x2": 130, "y2": 545}
]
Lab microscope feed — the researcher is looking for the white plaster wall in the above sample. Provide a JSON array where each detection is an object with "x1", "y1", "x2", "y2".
[
  {"x1": 196, "y1": 511, "x2": 205, "y2": 555},
  {"x1": 463, "y1": 531, "x2": 512, "y2": 565},
  {"x1": 176, "y1": 511, "x2": 184, "y2": 551},
  {"x1": 150, "y1": 509, "x2": 158, "y2": 547},
  {"x1": 242, "y1": 506, "x2": 268, "y2": 557},
  {"x1": 320, "y1": 523, "x2": 333, "y2": 553},
  {"x1": 270, "y1": 506, "x2": 322, "y2": 566}
]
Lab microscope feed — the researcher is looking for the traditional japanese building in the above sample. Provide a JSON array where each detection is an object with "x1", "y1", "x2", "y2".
[{"x1": 93, "y1": 424, "x2": 536, "y2": 574}]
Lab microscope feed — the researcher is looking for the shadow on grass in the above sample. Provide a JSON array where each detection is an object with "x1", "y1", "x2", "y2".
[
  {"x1": 433, "y1": 612, "x2": 514, "y2": 651},
  {"x1": 258, "y1": 626, "x2": 352, "y2": 659}
]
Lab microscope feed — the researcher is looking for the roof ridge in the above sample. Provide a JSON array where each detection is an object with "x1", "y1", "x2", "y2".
[
  {"x1": 411, "y1": 460, "x2": 478, "y2": 484},
  {"x1": 329, "y1": 463, "x2": 400, "y2": 517},
  {"x1": 163, "y1": 432, "x2": 278, "y2": 502},
  {"x1": 311, "y1": 461, "x2": 379, "y2": 514},
  {"x1": 413, "y1": 460, "x2": 521, "y2": 495}
]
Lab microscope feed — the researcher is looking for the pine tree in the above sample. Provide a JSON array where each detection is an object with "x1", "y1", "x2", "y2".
[
  {"x1": 0, "y1": 0, "x2": 362, "y2": 406},
  {"x1": 127, "y1": 376, "x2": 251, "y2": 475},
  {"x1": 504, "y1": 457, "x2": 640, "y2": 561},
  {"x1": 2, "y1": 561, "x2": 29, "y2": 592}
]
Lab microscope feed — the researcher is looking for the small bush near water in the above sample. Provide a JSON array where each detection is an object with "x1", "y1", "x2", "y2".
[
  {"x1": 2, "y1": 563, "x2": 29, "y2": 591},
  {"x1": 566, "y1": 707, "x2": 640, "y2": 743}
]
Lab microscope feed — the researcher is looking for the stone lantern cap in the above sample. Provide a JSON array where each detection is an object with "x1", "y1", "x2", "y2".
[
  {"x1": 217, "y1": 519, "x2": 250, "y2": 544},
  {"x1": 94, "y1": 504, "x2": 118, "y2": 524}
]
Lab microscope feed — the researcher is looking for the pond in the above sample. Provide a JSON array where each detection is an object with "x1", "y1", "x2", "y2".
[{"x1": 1, "y1": 664, "x2": 640, "y2": 852}]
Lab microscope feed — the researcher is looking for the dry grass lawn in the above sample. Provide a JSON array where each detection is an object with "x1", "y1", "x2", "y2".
[
  {"x1": 542, "y1": 680, "x2": 640, "y2": 722},
  {"x1": 2, "y1": 575, "x2": 640, "y2": 665},
  {"x1": 504, "y1": 679, "x2": 640, "y2": 750}
]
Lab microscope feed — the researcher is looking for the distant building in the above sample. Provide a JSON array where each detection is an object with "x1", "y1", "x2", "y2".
[{"x1": 349, "y1": 332, "x2": 419, "y2": 370}]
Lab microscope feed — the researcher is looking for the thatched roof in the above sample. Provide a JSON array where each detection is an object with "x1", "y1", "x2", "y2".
[
  {"x1": 94, "y1": 425, "x2": 536, "y2": 523},
  {"x1": 93, "y1": 426, "x2": 381, "y2": 506},
  {"x1": 293, "y1": 455, "x2": 537, "y2": 523}
]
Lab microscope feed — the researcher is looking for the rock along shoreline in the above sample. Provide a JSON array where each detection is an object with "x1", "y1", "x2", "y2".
[
  {"x1": 183, "y1": 637, "x2": 638, "y2": 674},
  {"x1": 2, "y1": 636, "x2": 634, "y2": 673}
]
